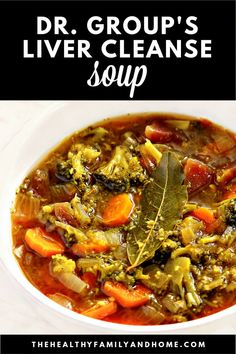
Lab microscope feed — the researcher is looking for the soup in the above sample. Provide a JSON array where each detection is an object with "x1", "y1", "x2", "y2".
[{"x1": 11, "y1": 113, "x2": 236, "y2": 325}]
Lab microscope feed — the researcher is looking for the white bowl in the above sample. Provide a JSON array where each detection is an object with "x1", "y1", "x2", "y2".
[{"x1": 0, "y1": 101, "x2": 236, "y2": 334}]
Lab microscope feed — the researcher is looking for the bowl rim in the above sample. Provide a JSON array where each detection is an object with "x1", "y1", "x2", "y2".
[{"x1": 1, "y1": 100, "x2": 236, "y2": 333}]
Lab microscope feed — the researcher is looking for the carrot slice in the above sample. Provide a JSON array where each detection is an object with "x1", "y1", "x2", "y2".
[
  {"x1": 102, "y1": 281, "x2": 151, "y2": 308},
  {"x1": 222, "y1": 184, "x2": 236, "y2": 200},
  {"x1": 81, "y1": 300, "x2": 117, "y2": 320},
  {"x1": 102, "y1": 193, "x2": 134, "y2": 227},
  {"x1": 189, "y1": 207, "x2": 216, "y2": 233},
  {"x1": 25, "y1": 227, "x2": 65, "y2": 257}
]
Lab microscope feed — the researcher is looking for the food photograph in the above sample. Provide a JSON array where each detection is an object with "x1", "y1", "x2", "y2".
[{"x1": 0, "y1": 101, "x2": 235, "y2": 334}]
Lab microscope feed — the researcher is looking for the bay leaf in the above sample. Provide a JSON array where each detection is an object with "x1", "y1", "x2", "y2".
[{"x1": 127, "y1": 151, "x2": 187, "y2": 270}]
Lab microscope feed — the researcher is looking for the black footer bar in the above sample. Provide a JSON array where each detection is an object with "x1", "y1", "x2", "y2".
[{"x1": 0, "y1": 335, "x2": 235, "y2": 354}]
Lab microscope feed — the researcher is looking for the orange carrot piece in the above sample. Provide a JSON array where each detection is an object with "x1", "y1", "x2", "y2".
[
  {"x1": 25, "y1": 227, "x2": 64, "y2": 257},
  {"x1": 102, "y1": 281, "x2": 151, "y2": 308},
  {"x1": 81, "y1": 300, "x2": 117, "y2": 320},
  {"x1": 190, "y1": 207, "x2": 216, "y2": 233},
  {"x1": 71, "y1": 241, "x2": 110, "y2": 256},
  {"x1": 222, "y1": 184, "x2": 236, "y2": 200},
  {"x1": 222, "y1": 191, "x2": 236, "y2": 200},
  {"x1": 190, "y1": 207, "x2": 216, "y2": 224},
  {"x1": 102, "y1": 193, "x2": 134, "y2": 227}
]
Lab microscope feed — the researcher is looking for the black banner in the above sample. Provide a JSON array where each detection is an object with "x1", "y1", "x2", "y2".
[
  {"x1": 0, "y1": 0, "x2": 234, "y2": 100},
  {"x1": 1, "y1": 335, "x2": 235, "y2": 354}
]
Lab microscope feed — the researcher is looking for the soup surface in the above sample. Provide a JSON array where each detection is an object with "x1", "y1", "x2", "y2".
[{"x1": 12, "y1": 114, "x2": 236, "y2": 325}]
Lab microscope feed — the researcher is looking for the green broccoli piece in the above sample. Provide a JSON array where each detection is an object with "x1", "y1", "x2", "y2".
[
  {"x1": 77, "y1": 256, "x2": 123, "y2": 277},
  {"x1": 165, "y1": 257, "x2": 202, "y2": 308},
  {"x1": 54, "y1": 221, "x2": 87, "y2": 243},
  {"x1": 77, "y1": 255, "x2": 135, "y2": 285},
  {"x1": 71, "y1": 143, "x2": 101, "y2": 163},
  {"x1": 139, "y1": 265, "x2": 171, "y2": 294},
  {"x1": 94, "y1": 146, "x2": 145, "y2": 192},
  {"x1": 69, "y1": 151, "x2": 88, "y2": 181},
  {"x1": 62, "y1": 232, "x2": 77, "y2": 248},
  {"x1": 224, "y1": 198, "x2": 236, "y2": 226},
  {"x1": 56, "y1": 160, "x2": 73, "y2": 182},
  {"x1": 71, "y1": 194, "x2": 91, "y2": 226},
  {"x1": 57, "y1": 144, "x2": 100, "y2": 190},
  {"x1": 51, "y1": 254, "x2": 76, "y2": 273},
  {"x1": 80, "y1": 127, "x2": 108, "y2": 143}
]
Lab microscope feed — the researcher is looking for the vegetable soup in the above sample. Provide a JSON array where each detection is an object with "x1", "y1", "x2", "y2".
[{"x1": 12, "y1": 114, "x2": 236, "y2": 325}]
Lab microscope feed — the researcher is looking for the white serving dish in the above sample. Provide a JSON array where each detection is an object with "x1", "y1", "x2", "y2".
[{"x1": 0, "y1": 101, "x2": 235, "y2": 334}]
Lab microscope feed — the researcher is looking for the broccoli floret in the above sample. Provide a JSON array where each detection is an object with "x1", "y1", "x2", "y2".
[
  {"x1": 56, "y1": 160, "x2": 73, "y2": 182},
  {"x1": 138, "y1": 265, "x2": 171, "y2": 294},
  {"x1": 94, "y1": 146, "x2": 145, "y2": 192},
  {"x1": 80, "y1": 127, "x2": 108, "y2": 143},
  {"x1": 71, "y1": 194, "x2": 91, "y2": 226},
  {"x1": 165, "y1": 257, "x2": 202, "y2": 308},
  {"x1": 225, "y1": 198, "x2": 236, "y2": 226},
  {"x1": 62, "y1": 232, "x2": 77, "y2": 248},
  {"x1": 56, "y1": 144, "x2": 100, "y2": 191},
  {"x1": 70, "y1": 143, "x2": 101, "y2": 165},
  {"x1": 51, "y1": 254, "x2": 76, "y2": 273},
  {"x1": 69, "y1": 151, "x2": 88, "y2": 182},
  {"x1": 77, "y1": 255, "x2": 135, "y2": 285},
  {"x1": 54, "y1": 221, "x2": 87, "y2": 243}
]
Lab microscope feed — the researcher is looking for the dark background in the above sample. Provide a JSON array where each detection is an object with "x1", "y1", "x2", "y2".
[
  {"x1": 0, "y1": 0, "x2": 235, "y2": 99},
  {"x1": 1, "y1": 334, "x2": 235, "y2": 354}
]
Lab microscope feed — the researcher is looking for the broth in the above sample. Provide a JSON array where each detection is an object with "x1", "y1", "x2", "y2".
[{"x1": 12, "y1": 113, "x2": 236, "y2": 325}]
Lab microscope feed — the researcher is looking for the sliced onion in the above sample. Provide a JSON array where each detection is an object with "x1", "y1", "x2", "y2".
[
  {"x1": 113, "y1": 306, "x2": 165, "y2": 325},
  {"x1": 211, "y1": 132, "x2": 235, "y2": 154},
  {"x1": 134, "y1": 305, "x2": 165, "y2": 325},
  {"x1": 71, "y1": 196, "x2": 91, "y2": 226},
  {"x1": 103, "y1": 229, "x2": 122, "y2": 246},
  {"x1": 49, "y1": 293, "x2": 73, "y2": 309},
  {"x1": 50, "y1": 183, "x2": 77, "y2": 202},
  {"x1": 13, "y1": 193, "x2": 41, "y2": 226},
  {"x1": 23, "y1": 252, "x2": 34, "y2": 266},
  {"x1": 54, "y1": 271, "x2": 87, "y2": 294},
  {"x1": 13, "y1": 245, "x2": 24, "y2": 258},
  {"x1": 86, "y1": 229, "x2": 122, "y2": 247},
  {"x1": 165, "y1": 120, "x2": 190, "y2": 130},
  {"x1": 113, "y1": 244, "x2": 128, "y2": 260},
  {"x1": 162, "y1": 294, "x2": 186, "y2": 314}
]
